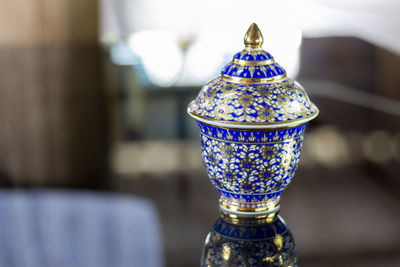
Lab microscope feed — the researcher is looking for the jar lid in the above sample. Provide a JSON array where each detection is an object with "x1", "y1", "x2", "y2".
[{"x1": 188, "y1": 23, "x2": 318, "y2": 129}]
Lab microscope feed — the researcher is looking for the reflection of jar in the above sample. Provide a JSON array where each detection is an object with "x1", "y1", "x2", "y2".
[
  {"x1": 188, "y1": 23, "x2": 318, "y2": 217},
  {"x1": 201, "y1": 214, "x2": 298, "y2": 266}
]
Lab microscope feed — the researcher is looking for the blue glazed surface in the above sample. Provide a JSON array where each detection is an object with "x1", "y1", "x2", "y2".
[
  {"x1": 201, "y1": 215, "x2": 298, "y2": 266},
  {"x1": 233, "y1": 49, "x2": 273, "y2": 61},
  {"x1": 222, "y1": 48, "x2": 286, "y2": 81},
  {"x1": 198, "y1": 121, "x2": 306, "y2": 208},
  {"x1": 221, "y1": 62, "x2": 286, "y2": 79}
]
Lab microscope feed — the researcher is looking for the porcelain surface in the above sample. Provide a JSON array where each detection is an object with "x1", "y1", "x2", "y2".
[
  {"x1": 188, "y1": 23, "x2": 318, "y2": 216},
  {"x1": 188, "y1": 77, "x2": 318, "y2": 126},
  {"x1": 199, "y1": 121, "x2": 305, "y2": 211}
]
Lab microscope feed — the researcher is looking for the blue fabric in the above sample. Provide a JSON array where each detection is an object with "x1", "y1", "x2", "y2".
[{"x1": 0, "y1": 190, "x2": 164, "y2": 267}]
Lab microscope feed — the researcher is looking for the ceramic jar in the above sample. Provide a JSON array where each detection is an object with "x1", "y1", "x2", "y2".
[{"x1": 188, "y1": 23, "x2": 318, "y2": 217}]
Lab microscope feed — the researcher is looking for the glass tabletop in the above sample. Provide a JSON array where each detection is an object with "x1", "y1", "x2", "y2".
[{"x1": 116, "y1": 164, "x2": 400, "y2": 267}]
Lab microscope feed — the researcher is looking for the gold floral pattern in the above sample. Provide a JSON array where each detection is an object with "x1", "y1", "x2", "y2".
[{"x1": 188, "y1": 77, "x2": 318, "y2": 124}]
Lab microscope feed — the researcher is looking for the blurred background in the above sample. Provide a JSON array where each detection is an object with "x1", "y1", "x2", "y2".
[{"x1": 0, "y1": 0, "x2": 399, "y2": 266}]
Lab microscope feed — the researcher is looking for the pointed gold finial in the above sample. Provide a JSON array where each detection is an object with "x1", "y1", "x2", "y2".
[{"x1": 244, "y1": 23, "x2": 263, "y2": 49}]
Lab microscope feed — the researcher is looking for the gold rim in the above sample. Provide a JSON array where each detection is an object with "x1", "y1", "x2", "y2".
[
  {"x1": 197, "y1": 119, "x2": 307, "y2": 131},
  {"x1": 220, "y1": 201, "x2": 279, "y2": 213},
  {"x1": 188, "y1": 109, "x2": 319, "y2": 129},
  {"x1": 221, "y1": 73, "x2": 287, "y2": 84},
  {"x1": 232, "y1": 58, "x2": 275, "y2": 66}
]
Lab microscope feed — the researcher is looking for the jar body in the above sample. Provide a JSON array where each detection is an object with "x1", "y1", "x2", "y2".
[{"x1": 198, "y1": 121, "x2": 307, "y2": 215}]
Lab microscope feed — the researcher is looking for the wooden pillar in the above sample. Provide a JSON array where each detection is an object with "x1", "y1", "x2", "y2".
[
  {"x1": 374, "y1": 48, "x2": 400, "y2": 130},
  {"x1": 0, "y1": 0, "x2": 109, "y2": 188}
]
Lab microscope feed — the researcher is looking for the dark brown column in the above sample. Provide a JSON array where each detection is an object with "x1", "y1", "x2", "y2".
[{"x1": 0, "y1": 0, "x2": 109, "y2": 188}]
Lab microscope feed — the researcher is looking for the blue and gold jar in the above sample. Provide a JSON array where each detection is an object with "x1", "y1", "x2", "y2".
[{"x1": 188, "y1": 23, "x2": 318, "y2": 217}]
